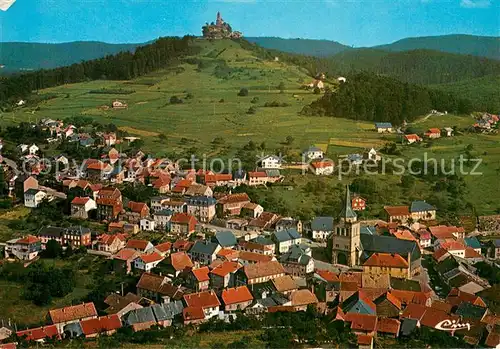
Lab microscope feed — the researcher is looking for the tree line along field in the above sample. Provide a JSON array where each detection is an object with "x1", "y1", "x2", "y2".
[{"x1": 1, "y1": 39, "x2": 499, "y2": 216}]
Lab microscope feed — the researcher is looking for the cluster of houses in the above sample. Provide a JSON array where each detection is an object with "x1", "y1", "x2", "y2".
[
  {"x1": 374, "y1": 122, "x2": 455, "y2": 145},
  {"x1": 473, "y1": 113, "x2": 499, "y2": 133}
]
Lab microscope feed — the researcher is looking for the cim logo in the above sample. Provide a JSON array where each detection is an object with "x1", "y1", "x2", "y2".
[
  {"x1": 0, "y1": 0, "x2": 16, "y2": 11},
  {"x1": 435, "y1": 319, "x2": 471, "y2": 332}
]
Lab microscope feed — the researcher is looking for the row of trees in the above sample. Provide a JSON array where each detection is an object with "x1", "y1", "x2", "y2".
[
  {"x1": 0, "y1": 36, "x2": 198, "y2": 104},
  {"x1": 301, "y1": 72, "x2": 473, "y2": 125}
]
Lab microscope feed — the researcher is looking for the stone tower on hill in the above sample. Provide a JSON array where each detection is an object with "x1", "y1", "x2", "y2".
[
  {"x1": 202, "y1": 12, "x2": 242, "y2": 39},
  {"x1": 331, "y1": 185, "x2": 361, "y2": 266}
]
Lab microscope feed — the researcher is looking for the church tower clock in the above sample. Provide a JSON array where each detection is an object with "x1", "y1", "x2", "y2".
[{"x1": 331, "y1": 185, "x2": 361, "y2": 266}]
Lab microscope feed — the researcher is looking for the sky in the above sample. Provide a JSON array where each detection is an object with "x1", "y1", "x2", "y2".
[{"x1": 0, "y1": 0, "x2": 498, "y2": 47}]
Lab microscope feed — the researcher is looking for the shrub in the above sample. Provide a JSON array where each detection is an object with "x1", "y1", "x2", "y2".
[
  {"x1": 170, "y1": 96, "x2": 183, "y2": 104},
  {"x1": 238, "y1": 88, "x2": 249, "y2": 97},
  {"x1": 247, "y1": 106, "x2": 257, "y2": 115}
]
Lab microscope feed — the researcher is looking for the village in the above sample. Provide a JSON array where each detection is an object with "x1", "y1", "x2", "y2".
[{"x1": 0, "y1": 112, "x2": 498, "y2": 349}]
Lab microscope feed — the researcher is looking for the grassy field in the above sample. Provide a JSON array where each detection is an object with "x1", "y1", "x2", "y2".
[
  {"x1": 0, "y1": 206, "x2": 30, "y2": 242},
  {"x1": 1, "y1": 39, "x2": 499, "y2": 216}
]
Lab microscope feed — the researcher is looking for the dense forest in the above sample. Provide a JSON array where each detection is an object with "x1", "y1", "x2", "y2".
[
  {"x1": 329, "y1": 49, "x2": 500, "y2": 85},
  {"x1": 0, "y1": 36, "x2": 198, "y2": 104},
  {"x1": 301, "y1": 72, "x2": 473, "y2": 125}
]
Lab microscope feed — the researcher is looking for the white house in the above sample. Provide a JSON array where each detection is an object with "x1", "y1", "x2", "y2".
[
  {"x1": 374, "y1": 122, "x2": 393, "y2": 133},
  {"x1": 29, "y1": 144, "x2": 39, "y2": 155},
  {"x1": 258, "y1": 155, "x2": 282, "y2": 169},
  {"x1": 302, "y1": 146, "x2": 324, "y2": 161},
  {"x1": 18, "y1": 144, "x2": 29, "y2": 153},
  {"x1": 311, "y1": 216, "x2": 334, "y2": 241},
  {"x1": 24, "y1": 188, "x2": 47, "y2": 208},
  {"x1": 272, "y1": 229, "x2": 302, "y2": 254},
  {"x1": 133, "y1": 252, "x2": 164, "y2": 272},
  {"x1": 5, "y1": 235, "x2": 41, "y2": 261},
  {"x1": 140, "y1": 217, "x2": 156, "y2": 231},
  {"x1": 153, "y1": 209, "x2": 173, "y2": 230},
  {"x1": 364, "y1": 148, "x2": 381, "y2": 162},
  {"x1": 310, "y1": 161, "x2": 334, "y2": 175}
]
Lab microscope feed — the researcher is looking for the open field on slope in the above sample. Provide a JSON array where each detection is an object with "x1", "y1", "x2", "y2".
[{"x1": 1, "y1": 39, "x2": 499, "y2": 215}]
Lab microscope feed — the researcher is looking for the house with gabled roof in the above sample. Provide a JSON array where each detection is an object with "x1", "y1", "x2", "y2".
[
  {"x1": 210, "y1": 261, "x2": 241, "y2": 289},
  {"x1": 188, "y1": 240, "x2": 221, "y2": 265},
  {"x1": 186, "y1": 266, "x2": 211, "y2": 292},
  {"x1": 96, "y1": 233, "x2": 127, "y2": 254},
  {"x1": 374, "y1": 122, "x2": 393, "y2": 133},
  {"x1": 222, "y1": 286, "x2": 254, "y2": 312},
  {"x1": 404, "y1": 134, "x2": 422, "y2": 144},
  {"x1": 342, "y1": 291, "x2": 377, "y2": 315},
  {"x1": 236, "y1": 260, "x2": 285, "y2": 285},
  {"x1": 186, "y1": 196, "x2": 216, "y2": 223},
  {"x1": 170, "y1": 213, "x2": 197, "y2": 235},
  {"x1": 362, "y1": 252, "x2": 410, "y2": 279},
  {"x1": 311, "y1": 216, "x2": 334, "y2": 241},
  {"x1": 424, "y1": 128, "x2": 441, "y2": 139},
  {"x1": 279, "y1": 244, "x2": 314, "y2": 277},
  {"x1": 136, "y1": 272, "x2": 185, "y2": 303},
  {"x1": 5, "y1": 235, "x2": 41, "y2": 261},
  {"x1": 71, "y1": 197, "x2": 97, "y2": 219},
  {"x1": 16, "y1": 325, "x2": 60, "y2": 343},
  {"x1": 272, "y1": 228, "x2": 301, "y2": 253},
  {"x1": 134, "y1": 252, "x2": 164, "y2": 272},
  {"x1": 168, "y1": 252, "x2": 194, "y2": 276},
  {"x1": 183, "y1": 290, "x2": 221, "y2": 324},
  {"x1": 374, "y1": 292, "x2": 401, "y2": 318},
  {"x1": 302, "y1": 146, "x2": 324, "y2": 160},
  {"x1": 212, "y1": 230, "x2": 237, "y2": 248},
  {"x1": 126, "y1": 239, "x2": 154, "y2": 253},
  {"x1": 49, "y1": 302, "x2": 98, "y2": 333},
  {"x1": 410, "y1": 200, "x2": 436, "y2": 221}
]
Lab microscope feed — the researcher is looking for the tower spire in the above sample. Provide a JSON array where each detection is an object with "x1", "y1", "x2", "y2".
[{"x1": 340, "y1": 185, "x2": 357, "y2": 221}]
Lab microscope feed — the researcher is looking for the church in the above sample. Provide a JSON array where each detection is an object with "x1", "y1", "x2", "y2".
[{"x1": 331, "y1": 186, "x2": 422, "y2": 277}]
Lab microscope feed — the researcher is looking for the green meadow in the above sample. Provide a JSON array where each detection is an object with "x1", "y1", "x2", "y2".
[{"x1": 1, "y1": 39, "x2": 499, "y2": 216}]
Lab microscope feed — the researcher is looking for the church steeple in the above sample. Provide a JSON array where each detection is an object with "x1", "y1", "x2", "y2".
[{"x1": 340, "y1": 185, "x2": 357, "y2": 222}]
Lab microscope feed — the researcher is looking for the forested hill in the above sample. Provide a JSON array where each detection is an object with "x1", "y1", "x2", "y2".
[
  {"x1": 245, "y1": 37, "x2": 351, "y2": 57},
  {"x1": 374, "y1": 35, "x2": 500, "y2": 60},
  {"x1": 301, "y1": 73, "x2": 473, "y2": 125},
  {"x1": 328, "y1": 49, "x2": 500, "y2": 85},
  {"x1": 0, "y1": 36, "x2": 197, "y2": 103},
  {"x1": 0, "y1": 41, "x2": 142, "y2": 73}
]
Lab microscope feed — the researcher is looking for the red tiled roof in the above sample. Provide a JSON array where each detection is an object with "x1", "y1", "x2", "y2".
[
  {"x1": 344, "y1": 313, "x2": 378, "y2": 332},
  {"x1": 433, "y1": 247, "x2": 450, "y2": 262},
  {"x1": 205, "y1": 174, "x2": 232, "y2": 183},
  {"x1": 311, "y1": 160, "x2": 334, "y2": 169},
  {"x1": 384, "y1": 205, "x2": 410, "y2": 217},
  {"x1": 192, "y1": 266, "x2": 210, "y2": 282},
  {"x1": 0, "y1": 343, "x2": 17, "y2": 349},
  {"x1": 290, "y1": 289, "x2": 318, "y2": 306},
  {"x1": 126, "y1": 239, "x2": 151, "y2": 250},
  {"x1": 155, "y1": 242, "x2": 172, "y2": 253},
  {"x1": 429, "y1": 225, "x2": 464, "y2": 239},
  {"x1": 316, "y1": 269, "x2": 340, "y2": 283},
  {"x1": 80, "y1": 314, "x2": 122, "y2": 335},
  {"x1": 391, "y1": 290, "x2": 430, "y2": 306},
  {"x1": 17, "y1": 235, "x2": 40, "y2": 244},
  {"x1": 339, "y1": 272, "x2": 363, "y2": 287},
  {"x1": 271, "y1": 275, "x2": 298, "y2": 293},
  {"x1": 420, "y1": 307, "x2": 459, "y2": 329},
  {"x1": 211, "y1": 261, "x2": 241, "y2": 277},
  {"x1": 243, "y1": 260, "x2": 285, "y2": 280},
  {"x1": 113, "y1": 248, "x2": 139, "y2": 261},
  {"x1": 216, "y1": 248, "x2": 240, "y2": 260},
  {"x1": 446, "y1": 288, "x2": 487, "y2": 308},
  {"x1": 87, "y1": 161, "x2": 109, "y2": 171},
  {"x1": 98, "y1": 233, "x2": 126, "y2": 246},
  {"x1": 363, "y1": 252, "x2": 409, "y2": 268},
  {"x1": 49, "y1": 302, "x2": 97, "y2": 324},
  {"x1": 184, "y1": 290, "x2": 221, "y2": 309},
  {"x1": 218, "y1": 193, "x2": 250, "y2": 204},
  {"x1": 170, "y1": 252, "x2": 194, "y2": 271},
  {"x1": 383, "y1": 292, "x2": 402, "y2": 310},
  {"x1": 377, "y1": 317, "x2": 400, "y2": 335},
  {"x1": 427, "y1": 128, "x2": 441, "y2": 134},
  {"x1": 171, "y1": 212, "x2": 197, "y2": 225},
  {"x1": 128, "y1": 201, "x2": 148, "y2": 213},
  {"x1": 238, "y1": 251, "x2": 273, "y2": 263},
  {"x1": 431, "y1": 300, "x2": 453, "y2": 314},
  {"x1": 356, "y1": 334, "x2": 373, "y2": 346},
  {"x1": 465, "y1": 247, "x2": 482, "y2": 258},
  {"x1": 401, "y1": 303, "x2": 427, "y2": 321},
  {"x1": 222, "y1": 286, "x2": 253, "y2": 305},
  {"x1": 485, "y1": 331, "x2": 500, "y2": 348},
  {"x1": 404, "y1": 134, "x2": 422, "y2": 141},
  {"x1": 16, "y1": 325, "x2": 59, "y2": 341},
  {"x1": 248, "y1": 171, "x2": 267, "y2": 178},
  {"x1": 183, "y1": 306, "x2": 205, "y2": 322},
  {"x1": 138, "y1": 252, "x2": 163, "y2": 264},
  {"x1": 173, "y1": 239, "x2": 194, "y2": 251},
  {"x1": 440, "y1": 240, "x2": 466, "y2": 251},
  {"x1": 71, "y1": 196, "x2": 91, "y2": 205}
]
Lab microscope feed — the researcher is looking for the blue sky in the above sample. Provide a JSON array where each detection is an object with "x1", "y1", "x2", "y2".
[{"x1": 0, "y1": 0, "x2": 498, "y2": 46}]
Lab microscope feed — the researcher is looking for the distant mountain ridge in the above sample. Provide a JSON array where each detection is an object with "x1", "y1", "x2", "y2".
[
  {"x1": 0, "y1": 34, "x2": 498, "y2": 74},
  {"x1": 374, "y1": 34, "x2": 500, "y2": 60},
  {"x1": 245, "y1": 37, "x2": 351, "y2": 57},
  {"x1": 0, "y1": 41, "x2": 142, "y2": 73}
]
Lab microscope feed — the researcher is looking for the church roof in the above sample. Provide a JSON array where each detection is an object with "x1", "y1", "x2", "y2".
[
  {"x1": 360, "y1": 234, "x2": 421, "y2": 263},
  {"x1": 339, "y1": 185, "x2": 357, "y2": 220}
]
